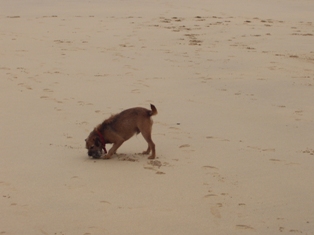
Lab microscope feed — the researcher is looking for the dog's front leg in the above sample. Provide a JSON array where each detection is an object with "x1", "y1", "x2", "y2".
[{"x1": 104, "y1": 140, "x2": 124, "y2": 159}]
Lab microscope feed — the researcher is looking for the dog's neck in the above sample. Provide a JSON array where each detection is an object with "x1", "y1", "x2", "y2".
[{"x1": 94, "y1": 128, "x2": 107, "y2": 154}]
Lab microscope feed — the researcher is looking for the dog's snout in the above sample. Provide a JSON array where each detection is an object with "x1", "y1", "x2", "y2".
[
  {"x1": 88, "y1": 149, "x2": 95, "y2": 157},
  {"x1": 87, "y1": 148, "x2": 102, "y2": 159}
]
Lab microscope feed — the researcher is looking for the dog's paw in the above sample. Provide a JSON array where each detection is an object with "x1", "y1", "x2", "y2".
[
  {"x1": 103, "y1": 155, "x2": 111, "y2": 159},
  {"x1": 148, "y1": 155, "x2": 155, "y2": 159}
]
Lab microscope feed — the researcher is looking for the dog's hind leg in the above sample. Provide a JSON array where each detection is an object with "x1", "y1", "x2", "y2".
[
  {"x1": 142, "y1": 145, "x2": 151, "y2": 155},
  {"x1": 141, "y1": 131, "x2": 156, "y2": 159}
]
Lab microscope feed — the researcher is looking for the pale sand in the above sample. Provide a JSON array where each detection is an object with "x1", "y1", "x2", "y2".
[{"x1": 1, "y1": 0, "x2": 314, "y2": 234}]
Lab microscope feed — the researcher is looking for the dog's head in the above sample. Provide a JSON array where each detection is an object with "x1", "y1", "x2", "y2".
[{"x1": 85, "y1": 130, "x2": 103, "y2": 159}]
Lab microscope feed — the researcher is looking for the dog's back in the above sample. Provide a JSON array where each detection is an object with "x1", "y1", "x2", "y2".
[
  {"x1": 103, "y1": 104, "x2": 157, "y2": 141},
  {"x1": 114, "y1": 104, "x2": 157, "y2": 122}
]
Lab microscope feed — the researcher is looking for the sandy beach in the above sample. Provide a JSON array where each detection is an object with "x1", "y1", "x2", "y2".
[{"x1": 1, "y1": 0, "x2": 314, "y2": 234}]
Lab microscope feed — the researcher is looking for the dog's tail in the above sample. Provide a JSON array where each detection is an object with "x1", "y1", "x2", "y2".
[{"x1": 149, "y1": 104, "x2": 158, "y2": 116}]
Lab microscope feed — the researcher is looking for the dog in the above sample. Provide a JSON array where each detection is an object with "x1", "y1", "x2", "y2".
[{"x1": 85, "y1": 104, "x2": 157, "y2": 159}]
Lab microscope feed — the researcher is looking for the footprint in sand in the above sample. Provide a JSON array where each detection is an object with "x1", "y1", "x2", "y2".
[
  {"x1": 179, "y1": 144, "x2": 190, "y2": 148},
  {"x1": 179, "y1": 144, "x2": 195, "y2": 153},
  {"x1": 302, "y1": 148, "x2": 314, "y2": 155},
  {"x1": 289, "y1": 229, "x2": 303, "y2": 233},
  {"x1": 210, "y1": 205, "x2": 221, "y2": 218},
  {"x1": 0, "y1": 67, "x2": 11, "y2": 71},
  {"x1": 195, "y1": 16, "x2": 206, "y2": 21},
  {"x1": 43, "y1": 88, "x2": 53, "y2": 93},
  {"x1": 76, "y1": 121, "x2": 88, "y2": 126},
  {"x1": 236, "y1": 225, "x2": 255, "y2": 230},
  {"x1": 100, "y1": 200, "x2": 111, "y2": 205},
  {"x1": 247, "y1": 146, "x2": 275, "y2": 152},
  {"x1": 143, "y1": 160, "x2": 170, "y2": 174},
  {"x1": 117, "y1": 155, "x2": 138, "y2": 162},
  {"x1": 131, "y1": 89, "x2": 140, "y2": 94},
  {"x1": 94, "y1": 74, "x2": 108, "y2": 77},
  {"x1": 202, "y1": 165, "x2": 218, "y2": 170},
  {"x1": 16, "y1": 67, "x2": 29, "y2": 74},
  {"x1": 147, "y1": 160, "x2": 162, "y2": 168},
  {"x1": 54, "y1": 40, "x2": 73, "y2": 44},
  {"x1": 202, "y1": 166, "x2": 225, "y2": 182},
  {"x1": 18, "y1": 83, "x2": 32, "y2": 90}
]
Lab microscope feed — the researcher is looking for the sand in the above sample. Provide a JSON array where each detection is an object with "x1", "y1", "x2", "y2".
[{"x1": 1, "y1": 0, "x2": 314, "y2": 234}]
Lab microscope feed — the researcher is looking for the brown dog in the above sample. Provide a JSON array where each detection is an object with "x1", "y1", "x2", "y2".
[{"x1": 85, "y1": 104, "x2": 157, "y2": 159}]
